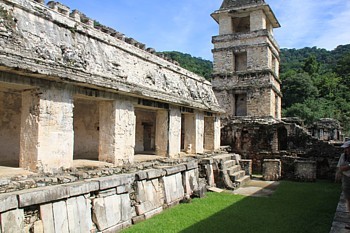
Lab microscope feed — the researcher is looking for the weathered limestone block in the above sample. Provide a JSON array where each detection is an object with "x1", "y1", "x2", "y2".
[
  {"x1": 52, "y1": 201, "x2": 69, "y2": 233},
  {"x1": 147, "y1": 169, "x2": 165, "y2": 180},
  {"x1": 168, "y1": 106, "x2": 181, "y2": 157},
  {"x1": 40, "y1": 203, "x2": 55, "y2": 233},
  {"x1": 33, "y1": 220, "x2": 44, "y2": 233},
  {"x1": 92, "y1": 193, "x2": 132, "y2": 231},
  {"x1": 199, "y1": 158, "x2": 216, "y2": 187},
  {"x1": 135, "y1": 179, "x2": 164, "y2": 215},
  {"x1": 183, "y1": 169, "x2": 199, "y2": 197},
  {"x1": 294, "y1": 160, "x2": 317, "y2": 182},
  {"x1": 240, "y1": 159, "x2": 252, "y2": 176},
  {"x1": 99, "y1": 98, "x2": 136, "y2": 166},
  {"x1": 64, "y1": 180, "x2": 99, "y2": 197},
  {"x1": 155, "y1": 110, "x2": 168, "y2": 156},
  {"x1": 66, "y1": 196, "x2": 93, "y2": 233},
  {"x1": 195, "y1": 112, "x2": 205, "y2": 154},
  {"x1": 0, "y1": 193, "x2": 18, "y2": 212},
  {"x1": 163, "y1": 165, "x2": 187, "y2": 176},
  {"x1": 162, "y1": 173, "x2": 185, "y2": 205},
  {"x1": 263, "y1": 159, "x2": 281, "y2": 181},
  {"x1": 185, "y1": 160, "x2": 198, "y2": 170},
  {"x1": 0, "y1": 209, "x2": 24, "y2": 233},
  {"x1": 98, "y1": 174, "x2": 134, "y2": 190},
  {"x1": 18, "y1": 185, "x2": 69, "y2": 207}
]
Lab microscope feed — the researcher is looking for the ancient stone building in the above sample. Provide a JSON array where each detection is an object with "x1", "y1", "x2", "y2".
[
  {"x1": 0, "y1": 0, "x2": 222, "y2": 173},
  {"x1": 211, "y1": 0, "x2": 281, "y2": 120}
]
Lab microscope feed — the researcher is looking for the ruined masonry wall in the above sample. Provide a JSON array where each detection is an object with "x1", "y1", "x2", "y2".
[
  {"x1": 0, "y1": 0, "x2": 220, "y2": 112},
  {"x1": 0, "y1": 162, "x2": 199, "y2": 233}
]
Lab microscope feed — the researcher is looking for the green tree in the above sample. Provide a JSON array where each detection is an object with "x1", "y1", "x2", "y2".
[
  {"x1": 281, "y1": 72, "x2": 318, "y2": 108},
  {"x1": 303, "y1": 55, "x2": 320, "y2": 76}
]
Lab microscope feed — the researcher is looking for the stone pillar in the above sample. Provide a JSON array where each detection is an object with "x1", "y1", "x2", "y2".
[
  {"x1": 99, "y1": 97, "x2": 136, "y2": 166},
  {"x1": 20, "y1": 90, "x2": 39, "y2": 171},
  {"x1": 250, "y1": 10, "x2": 266, "y2": 31},
  {"x1": 184, "y1": 114, "x2": 196, "y2": 154},
  {"x1": 204, "y1": 117, "x2": 214, "y2": 151},
  {"x1": 214, "y1": 116, "x2": 221, "y2": 150},
  {"x1": 219, "y1": 14, "x2": 233, "y2": 35},
  {"x1": 168, "y1": 106, "x2": 181, "y2": 157},
  {"x1": 20, "y1": 87, "x2": 74, "y2": 172},
  {"x1": 155, "y1": 110, "x2": 168, "y2": 156},
  {"x1": 263, "y1": 159, "x2": 281, "y2": 181},
  {"x1": 195, "y1": 111, "x2": 204, "y2": 154}
]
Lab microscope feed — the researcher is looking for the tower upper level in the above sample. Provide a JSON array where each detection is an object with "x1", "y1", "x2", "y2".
[{"x1": 211, "y1": 0, "x2": 280, "y2": 36}]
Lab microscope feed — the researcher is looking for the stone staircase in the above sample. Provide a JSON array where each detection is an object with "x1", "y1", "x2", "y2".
[{"x1": 212, "y1": 154, "x2": 251, "y2": 190}]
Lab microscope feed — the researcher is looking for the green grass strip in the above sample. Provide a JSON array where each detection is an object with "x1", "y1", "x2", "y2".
[{"x1": 122, "y1": 180, "x2": 341, "y2": 233}]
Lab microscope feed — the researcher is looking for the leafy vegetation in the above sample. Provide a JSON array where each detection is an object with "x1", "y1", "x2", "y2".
[
  {"x1": 162, "y1": 45, "x2": 350, "y2": 136},
  {"x1": 159, "y1": 51, "x2": 213, "y2": 80},
  {"x1": 122, "y1": 181, "x2": 340, "y2": 233},
  {"x1": 280, "y1": 45, "x2": 350, "y2": 135}
]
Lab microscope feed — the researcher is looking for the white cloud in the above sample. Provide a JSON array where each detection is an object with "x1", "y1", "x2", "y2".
[
  {"x1": 270, "y1": 0, "x2": 350, "y2": 50},
  {"x1": 313, "y1": 1, "x2": 350, "y2": 50}
]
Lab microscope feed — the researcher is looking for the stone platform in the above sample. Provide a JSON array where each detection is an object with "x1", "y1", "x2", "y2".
[{"x1": 330, "y1": 193, "x2": 350, "y2": 233}]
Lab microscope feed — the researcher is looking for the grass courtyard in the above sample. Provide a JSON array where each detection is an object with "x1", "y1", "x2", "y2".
[{"x1": 122, "y1": 181, "x2": 341, "y2": 233}]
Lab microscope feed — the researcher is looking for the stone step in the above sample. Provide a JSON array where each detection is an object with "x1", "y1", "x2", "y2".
[
  {"x1": 234, "y1": 175, "x2": 251, "y2": 189},
  {"x1": 212, "y1": 154, "x2": 233, "y2": 163},
  {"x1": 229, "y1": 170, "x2": 246, "y2": 182},
  {"x1": 227, "y1": 165, "x2": 242, "y2": 175},
  {"x1": 223, "y1": 160, "x2": 236, "y2": 168}
]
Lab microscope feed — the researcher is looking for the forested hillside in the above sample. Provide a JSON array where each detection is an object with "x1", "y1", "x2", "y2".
[
  {"x1": 161, "y1": 45, "x2": 350, "y2": 135},
  {"x1": 159, "y1": 51, "x2": 213, "y2": 80},
  {"x1": 280, "y1": 45, "x2": 350, "y2": 135}
]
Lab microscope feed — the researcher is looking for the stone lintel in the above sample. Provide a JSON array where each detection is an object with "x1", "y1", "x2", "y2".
[
  {"x1": 63, "y1": 180, "x2": 99, "y2": 197},
  {"x1": 17, "y1": 186, "x2": 69, "y2": 207},
  {"x1": 135, "y1": 171, "x2": 148, "y2": 181},
  {"x1": 147, "y1": 169, "x2": 166, "y2": 180},
  {"x1": 199, "y1": 158, "x2": 214, "y2": 165},
  {"x1": 97, "y1": 174, "x2": 135, "y2": 190},
  {"x1": 163, "y1": 165, "x2": 187, "y2": 176},
  {"x1": 0, "y1": 193, "x2": 18, "y2": 212},
  {"x1": 185, "y1": 161, "x2": 199, "y2": 170}
]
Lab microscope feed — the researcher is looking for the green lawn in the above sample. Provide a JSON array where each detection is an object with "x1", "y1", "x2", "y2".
[{"x1": 122, "y1": 181, "x2": 341, "y2": 233}]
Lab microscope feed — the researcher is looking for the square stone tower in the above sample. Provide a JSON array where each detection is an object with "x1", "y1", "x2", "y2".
[{"x1": 211, "y1": 0, "x2": 281, "y2": 120}]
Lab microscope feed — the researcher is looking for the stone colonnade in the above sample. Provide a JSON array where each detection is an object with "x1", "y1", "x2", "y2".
[{"x1": 0, "y1": 76, "x2": 221, "y2": 172}]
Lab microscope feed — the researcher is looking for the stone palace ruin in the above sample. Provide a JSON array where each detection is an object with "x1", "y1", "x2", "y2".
[
  {"x1": 0, "y1": 0, "x2": 345, "y2": 232},
  {"x1": 0, "y1": 0, "x2": 222, "y2": 173}
]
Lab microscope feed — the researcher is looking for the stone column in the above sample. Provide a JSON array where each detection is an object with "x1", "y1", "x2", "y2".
[
  {"x1": 204, "y1": 117, "x2": 214, "y2": 151},
  {"x1": 155, "y1": 110, "x2": 168, "y2": 156},
  {"x1": 20, "y1": 90, "x2": 39, "y2": 171},
  {"x1": 250, "y1": 10, "x2": 266, "y2": 31},
  {"x1": 168, "y1": 106, "x2": 181, "y2": 157},
  {"x1": 20, "y1": 87, "x2": 74, "y2": 172},
  {"x1": 99, "y1": 97, "x2": 136, "y2": 166},
  {"x1": 184, "y1": 113, "x2": 196, "y2": 154},
  {"x1": 194, "y1": 111, "x2": 204, "y2": 154},
  {"x1": 214, "y1": 116, "x2": 221, "y2": 150}
]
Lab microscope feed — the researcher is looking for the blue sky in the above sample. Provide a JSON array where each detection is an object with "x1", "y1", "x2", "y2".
[{"x1": 51, "y1": 0, "x2": 350, "y2": 60}]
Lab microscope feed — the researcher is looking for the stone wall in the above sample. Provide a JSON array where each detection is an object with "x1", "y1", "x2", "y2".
[
  {"x1": 0, "y1": 161, "x2": 200, "y2": 233},
  {"x1": 0, "y1": 0, "x2": 222, "y2": 172},
  {"x1": 0, "y1": 0, "x2": 221, "y2": 113},
  {"x1": 221, "y1": 118, "x2": 343, "y2": 179}
]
